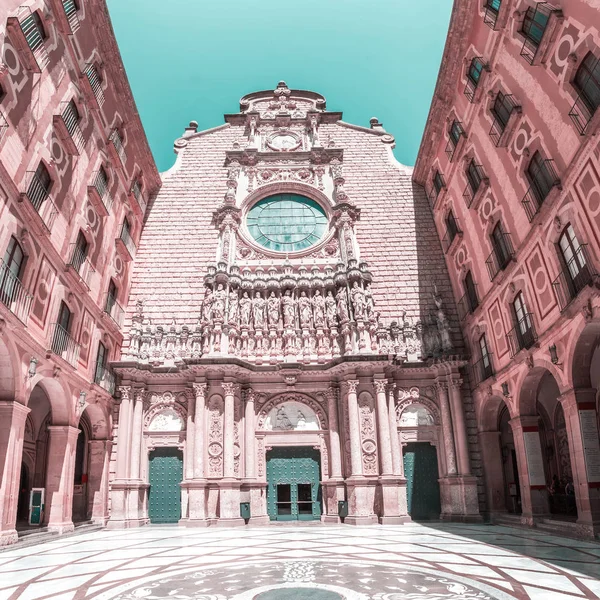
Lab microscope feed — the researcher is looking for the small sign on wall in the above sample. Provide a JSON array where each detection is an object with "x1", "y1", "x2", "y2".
[
  {"x1": 579, "y1": 410, "x2": 600, "y2": 486},
  {"x1": 523, "y1": 430, "x2": 546, "y2": 488}
]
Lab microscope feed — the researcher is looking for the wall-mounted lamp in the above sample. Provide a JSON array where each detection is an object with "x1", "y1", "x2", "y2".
[
  {"x1": 549, "y1": 344, "x2": 560, "y2": 365},
  {"x1": 501, "y1": 382, "x2": 510, "y2": 397},
  {"x1": 28, "y1": 357, "x2": 38, "y2": 378},
  {"x1": 78, "y1": 391, "x2": 87, "y2": 410}
]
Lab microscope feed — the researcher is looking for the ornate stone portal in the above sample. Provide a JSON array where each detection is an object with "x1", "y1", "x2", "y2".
[{"x1": 111, "y1": 82, "x2": 481, "y2": 528}]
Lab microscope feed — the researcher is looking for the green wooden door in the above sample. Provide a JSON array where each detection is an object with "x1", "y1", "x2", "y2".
[
  {"x1": 403, "y1": 442, "x2": 441, "y2": 520},
  {"x1": 266, "y1": 447, "x2": 321, "y2": 521},
  {"x1": 148, "y1": 448, "x2": 183, "y2": 523}
]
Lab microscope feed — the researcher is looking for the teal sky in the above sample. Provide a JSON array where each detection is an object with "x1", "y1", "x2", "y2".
[{"x1": 106, "y1": 0, "x2": 453, "y2": 173}]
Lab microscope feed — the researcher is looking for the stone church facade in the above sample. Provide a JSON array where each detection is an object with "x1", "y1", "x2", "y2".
[{"x1": 110, "y1": 82, "x2": 482, "y2": 527}]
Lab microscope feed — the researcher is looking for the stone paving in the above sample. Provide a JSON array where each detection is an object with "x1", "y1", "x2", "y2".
[{"x1": 1, "y1": 523, "x2": 600, "y2": 599}]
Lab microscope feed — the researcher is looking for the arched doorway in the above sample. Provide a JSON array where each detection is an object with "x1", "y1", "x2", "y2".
[
  {"x1": 72, "y1": 419, "x2": 89, "y2": 523},
  {"x1": 148, "y1": 447, "x2": 183, "y2": 523},
  {"x1": 499, "y1": 405, "x2": 521, "y2": 514}
]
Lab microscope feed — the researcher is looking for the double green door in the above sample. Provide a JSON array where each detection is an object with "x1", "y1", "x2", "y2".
[
  {"x1": 148, "y1": 448, "x2": 183, "y2": 523},
  {"x1": 403, "y1": 442, "x2": 441, "y2": 520},
  {"x1": 266, "y1": 447, "x2": 321, "y2": 521}
]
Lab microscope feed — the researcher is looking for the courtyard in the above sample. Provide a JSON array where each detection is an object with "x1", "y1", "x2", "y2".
[{"x1": 1, "y1": 524, "x2": 600, "y2": 600}]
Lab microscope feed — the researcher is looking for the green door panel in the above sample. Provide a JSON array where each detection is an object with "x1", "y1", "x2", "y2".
[
  {"x1": 266, "y1": 447, "x2": 321, "y2": 521},
  {"x1": 148, "y1": 448, "x2": 183, "y2": 524},
  {"x1": 403, "y1": 442, "x2": 441, "y2": 520}
]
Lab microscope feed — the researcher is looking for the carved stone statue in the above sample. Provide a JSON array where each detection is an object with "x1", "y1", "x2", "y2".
[
  {"x1": 267, "y1": 291, "x2": 280, "y2": 328},
  {"x1": 228, "y1": 289, "x2": 239, "y2": 325},
  {"x1": 281, "y1": 289, "x2": 296, "y2": 328},
  {"x1": 350, "y1": 281, "x2": 366, "y2": 320},
  {"x1": 364, "y1": 283, "x2": 375, "y2": 319},
  {"x1": 325, "y1": 290, "x2": 337, "y2": 328},
  {"x1": 312, "y1": 289, "x2": 326, "y2": 328},
  {"x1": 336, "y1": 287, "x2": 350, "y2": 322},
  {"x1": 202, "y1": 287, "x2": 214, "y2": 322},
  {"x1": 275, "y1": 406, "x2": 293, "y2": 430},
  {"x1": 240, "y1": 291, "x2": 252, "y2": 326},
  {"x1": 252, "y1": 291, "x2": 266, "y2": 329},
  {"x1": 212, "y1": 283, "x2": 227, "y2": 321},
  {"x1": 433, "y1": 286, "x2": 453, "y2": 352},
  {"x1": 298, "y1": 291, "x2": 312, "y2": 329}
]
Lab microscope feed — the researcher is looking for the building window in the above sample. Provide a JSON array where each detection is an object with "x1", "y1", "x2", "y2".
[
  {"x1": 489, "y1": 92, "x2": 520, "y2": 146},
  {"x1": 510, "y1": 292, "x2": 536, "y2": 352},
  {"x1": 109, "y1": 128, "x2": 126, "y2": 162},
  {"x1": 63, "y1": 0, "x2": 80, "y2": 18},
  {"x1": 73, "y1": 424, "x2": 86, "y2": 485},
  {"x1": 522, "y1": 151, "x2": 559, "y2": 220},
  {"x1": 464, "y1": 58, "x2": 485, "y2": 102},
  {"x1": 27, "y1": 162, "x2": 52, "y2": 211},
  {"x1": 446, "y1": 210, "x2": 459, "y2": 244},
  {"x1": 432, "y1": 170, "x2": 445, "y2": 198},
  {"x1": 85, "y1": 63, "x2": 105, "y2": 105},
  {"x1": 96, "y1": 166, "x2": 109, "y2": 197},
  {"x1": 52, "y1": 301, "x2": 72, "y2": 354},
  {"x1": 0, "y1": 237, "x2": 25, "y2": 307},
  {"x1": 555, "y1": 224, "x2": 593, "y2": 304},
  {"x1": 466, "y1": 159, "x2": 483, "y2": 194},
  {"x1": 570, "y1": 52, "x2": 600, "y2": 134},
  {"x1": 69, "y1": 230, "x2": 88, "y2": 273},
  {"x1": 519, "y1": 3, "x2": 558, "y2": 64},
  {"x1": 61, "y1": 99, "x2": 81, "y2": 139},
  {"x1": 445, "y1": 121, "x2": 464, "y2": 161},
  {"x1": 21, "y1": 11, "x2": 47, "y2": 54},
  {"x1": 474, "y1": 334, "x2": 494, "y2": 383},
  {"x1": 105, "y1": 279, "x2": 117, "y2": 312},
  {"x1": 464, "y1": 270, "x2": 479, "y2": 312},
  {"x1": 484, "y1": 0, "x2": 501, "y2": 28},
  {"x1": 94, "y1": 342, "x2": 107, "y2": 385},
  {"x1": 490, "y1": 222, "x2": 513, "y2": 271}
]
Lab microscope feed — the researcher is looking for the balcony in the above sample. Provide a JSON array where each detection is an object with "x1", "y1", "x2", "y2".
[
  {"x1": 129, "y1": 180, "x2": 147, "y2": 217},
  {"x1": 445, "y1": 122, "x2": 465, "y2": 162},
  {"x1": 0, "y1": 258, "x2": 33, "y2": 324},
  {"x1": 472, "y1": 355, "x2": 495, "y2": 387},
  {"x1": 81, "y1": 63, "x2": 105, "y2": 108},
  {"x1": 521, "y1": 159, "x2": 560, "y2": 222},
  {"x1": 462, "y1": 163, "x2": 489, "y2": 209},
  {"x1": 441, "y1": 219, "x2": 462, "y2": 255},
  {"x1": 489, "y1": 94, "x2": 521, "y2": 147},
  {"x1": 485, "y1": 233, "x2": 515, "y2": 281},
  {"x1": 94, "y1": 363, "x2": 116, "y2": 395},
  {"x1": 103, "y1": 293, "x2": 124, "y2": 327},
  {"x1": 6, "y1": 7, "x2": 49, "y2": 73},
  {"x1": 62, "y1": 0, "x2": 80, "y2": 32},
  {"x1": 108, "y1": 129, "x2": 126, "y2": 165},
  {"x1": 506, "y1": 314, "x2": 538, "y2": 357},
  {"x1": 53, "y1": 101, "x2": 84, "y2": 155},
  {"x1": 483, "y1": 0, "x2": 500, "y2": 29},
  {"x1": 457, "y1": 286, "x2": 479, "y2": 321},
  {"x1": 66, "y1": 244, "x2": 95, "y2": 289},
  {"x1": 519, "y1": 3, "x2": 562, "y2": 65},
  {"x1": 0, "y1": 112, "x2": 8, "y2": 144},
  {"x1": 569, "y1": 92, "x2": 598, "y2": 136},
  {"x1": 116, "y1": 226, "x2": 136, "y2": 261},
  {"x1": 48, "y1": 322, "x2": 81, "y2": 368},
  {"x1": 19, "y1": 171, "x2": 58, "y2": 235},
  {"x1": 552, "y1": 245, "x2": 596, "y2": 311},
  {"x1": 88, "y1": 170, "x2": 113, "y2": 216}
]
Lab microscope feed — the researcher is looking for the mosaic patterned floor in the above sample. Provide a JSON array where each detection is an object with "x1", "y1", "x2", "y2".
[{"x1": 1, "y1": 523, "x2": 600, "y2": 599}]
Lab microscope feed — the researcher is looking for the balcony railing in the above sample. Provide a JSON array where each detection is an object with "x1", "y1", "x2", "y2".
[
  {"x1": 94, "y1": 363, "x2": 116, "y2": 395},
  {"x1": 521, "y1": 159, "x2": 560, "y2": 222},
  {"x1": 519, "y1": 3, "x2": 559, "y2": 65},
  {"x1": 67, "y1": 244, "x2": 95, "y2": 288},
  {"x1": 441, "y1": 219, "x2": 462, "y2": 253},
  {"x1": 489, "y1": 94, "x2": 521, "y2": 146},
  {"x1": 104, "y1": 293, "x2": 124, "y2": 327},
  {"x1": 17, "y1": 7, "x2": 49, "y2": 71},
  {"x1": 457, "y1": 286, "x2": 479, "y2": 321},
  {"x1": 569, "y1": 93, "x2": 597, "y2": 136},
  {"x1": 0, "y1": 112, "x2": 8, "y2": 144},
  {"x1": 507, "y1": 313, "x2": 538, "y2": 357},
  {"x1": 445, "y1": 123, "x2": 465, "y2": 162},
  {"x1": 552, "y1": 245, "x2": 596, "y2": 311},
  {"x1": 85, "y1": 63, "x2": 105, "y2": 106},
  {"x1": 483, "y1": 0, "x2": 500, "y2": 29},
  {"x1": 462, "y1": 164, "x2": 487, "y2": 208},
  {"x1": 109, "y1": 129, "x2": 126, "y2": 164},
  {"x1": 0, "y1": 258, "x2": 33, "y2": 324},
  {"x1": 119, "y1": 226, "x2": 136, "y2": 259},
  {"x1": 464, "y1": 78, "x2": 478, "y2": 103},
  {"x1": 23, "y1": 171, "x2": 58, "y2": 232},
  {"x1": 90, "y1": 170, "x2": 113, "y2": 214},
  {"x1": 49, "y1": 322, "x2": 81, "y2": 367},
  {"x1": 62, "y1": 0, "x2": 80, "y2": 33},
  {"x1": 130, "y1": 180, "x2": 147, "y2": 214},
  {"x1": 485, "y1": 233, "x2": 515, "y2": 281},
  {"x1": 54, "y1": 101, "x2": 84, "y2": 154},
  {"x1": 472, "y1": 355, "x2": 495, "y2": 387}
]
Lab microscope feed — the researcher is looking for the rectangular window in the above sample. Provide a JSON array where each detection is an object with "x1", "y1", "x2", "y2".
[
  {"x1": 52, "y1": 301, "x2": 72, "y2": 355},
  {"x1": 575, "y1": 53, "x2": 600, "y2": 116},
  {"x1": 521, "y1": 5, "x2": 549, "y2": 46},
  {"x1": 492, "y1": 92, "x2": 512, "y2": 129},
  {"x1": 433, "y1": 170, "x2": 444, "y2": 197},
  {"x1": 95, "y1": 342, "x2": 107, "y2": 384},
  {"x1": 468, "y1": 58, "x2": 484, "y2": 85},
  {"x1": 27, "y1": 162, "x2": 52, "y2": 211},
  {"x1": 464, "y1": 271, "x2": 479, "y2": 313},
  {"x1": 449, "y1": 121, "x2": 463, "y2": 146},
  {"x1": 62, "y1": 99, "x2": 80, "y2": 138},
  {"x1": 446, "y1": 211, "x2": 459, "y2": 243},
  {"x1": 466, "y1": 160, "x2": 483, "y2": 194},
  {"x1": 491, "y1": 222, "x2": 512, "y2": 269},
  {"x1": 20, "y1": 11, "x2": 46, "y2": 54},
  {"x1": 0, "y1": 237, "x2": 25, "y2": 307},
  {"x1": 512, "y1": 292, "x2": 535, "y2": 351},
  {"x1": 70, "y1": 231, "x2": 88, "y2": 273},
  {"x1": 527, "y1": 152, "x2": 556, "y2": 205},
  {"x1": 484, "y1": 0, "x2": 501, "y2": 27},
  {"x1": 105, "y1": 279, "x2": 117, "y2": 314}
]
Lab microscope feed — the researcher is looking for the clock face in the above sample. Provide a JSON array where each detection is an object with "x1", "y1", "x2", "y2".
[{"x1": 268, "y1": 133, "x2": 299, "y2": 151}]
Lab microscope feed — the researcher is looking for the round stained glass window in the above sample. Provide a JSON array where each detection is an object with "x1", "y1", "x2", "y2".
[{"x1": 246, "y1": 194, "x2": 328, "y2": 253}]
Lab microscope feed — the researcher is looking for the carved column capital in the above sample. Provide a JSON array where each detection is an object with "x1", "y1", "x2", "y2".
[
  {"x1": 387, "y1": 381, "x2": 396, "y2": 396},
  {"x1": 373, "y1": 378, "x2": 387, "y2": 394},
  {"x1": 448, "y1": 377, "x2": 463, "y2": 390},
  {"x1": 243, "y1": 387, "x2": 256, "y2": 404},
  {"x1": 326, "y1": 386, "x2": 338, "y2": 402},
  {"x1": 192, "y1": 383, "x2": 208, "y2": 399},
  {"x1": 344, "y1": 380, "x2": 359, "y2": 394},
  {"x1": 118, "y1": 386, "x2": 131, "y2": 402},
  {"x1": 435, "y1": 381, "x2": 448, "y2": 393},
  {"x1": 222, "y1": 382, "x2": 238, "y2": 396}
]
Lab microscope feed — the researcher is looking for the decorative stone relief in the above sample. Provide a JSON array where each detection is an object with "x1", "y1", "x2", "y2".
[
  {"x1": 257, "y1": 393, "x2": 327, "y2": 431},
  {"x1": 207, "y1": 395, "x2": 224, "y2": 478},
  {"x1": 233, "y1": 395, "x2": 242, "y2": 478},
  {"x1": 148, "y1": 408, "x2": 184, "y2": 432},
  {"x1": 358, "y1": 392, "x2": 378, "y2": 476}
]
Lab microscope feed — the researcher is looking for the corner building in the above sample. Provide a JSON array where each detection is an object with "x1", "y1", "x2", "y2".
[
  {"x1": 112, "y1": 82, "x2": 483, "y2": 527},
  {"x1": 414, "y1": 0, "x2": 600, "y2": 537}
]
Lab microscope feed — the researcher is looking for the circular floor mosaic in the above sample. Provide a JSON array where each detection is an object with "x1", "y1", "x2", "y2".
[{"x1": 108, "y1": 560, "x2": 516, "y2": 600}]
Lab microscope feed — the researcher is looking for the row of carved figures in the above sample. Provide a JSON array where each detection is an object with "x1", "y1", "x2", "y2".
[{"x1": 201, "y1": 281, "x2": 378, "y2": 331}]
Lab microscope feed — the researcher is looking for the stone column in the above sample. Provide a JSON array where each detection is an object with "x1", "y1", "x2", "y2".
[
  {"x1": 45, "y1": 425, "x2": 80, "y2": 533},
  {"x1": 436, "y1": 382, "x2": 457, "y2": 476},
  {"x1": 115, "y1": 386, "x2": 132, "y2": 480},
  {"x1": 87, "y1": 439, "x2": 111, "y2": 525},
  {"x1": 509, "y1": 415, "x2": 549, "y2": 525},
  {"x1": 559, "y1": 388, "x2": 600, "y2": 537},
  {"x1": 185, "y1": 391, "x2": 195, "y2": 481},
  {"x1": 129, "y1": 389, "x2": 145, "y2": 480},
  {"x1": 447, "y1": 377, "x2": 471, "y2": 476},
  {"x1": 478, "y1": 430, "x2": 506, "y2": 516},
  {"x1": 374, "y1": 378, "x2": 393, "y2": 475},
  {"x1": 327, "y1": 387, "x2": 342, "y2": 479},
  {"x1": 187, "y1": 383, "x2": 208, "y2": 526},
  {"x1": 218, "y1": 382, "x2": 243, "y2": 526},
  {"x1": 387, "y1": 384, "x2": 403, "y2": 476},
  {"x1": 0, "y1": 401, "x2": 29, "y2": 546},
  {"x1": 346, "y1": 380, "x2": 362, "y2": 477},
  {"x1": 244, "y1": 388, "x2": 256, "y2": 479}
]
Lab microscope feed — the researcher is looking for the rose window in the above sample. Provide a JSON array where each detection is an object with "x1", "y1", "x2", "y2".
[{"x1": 246, "y1": 194, "x2": 328, "y2": 252}]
